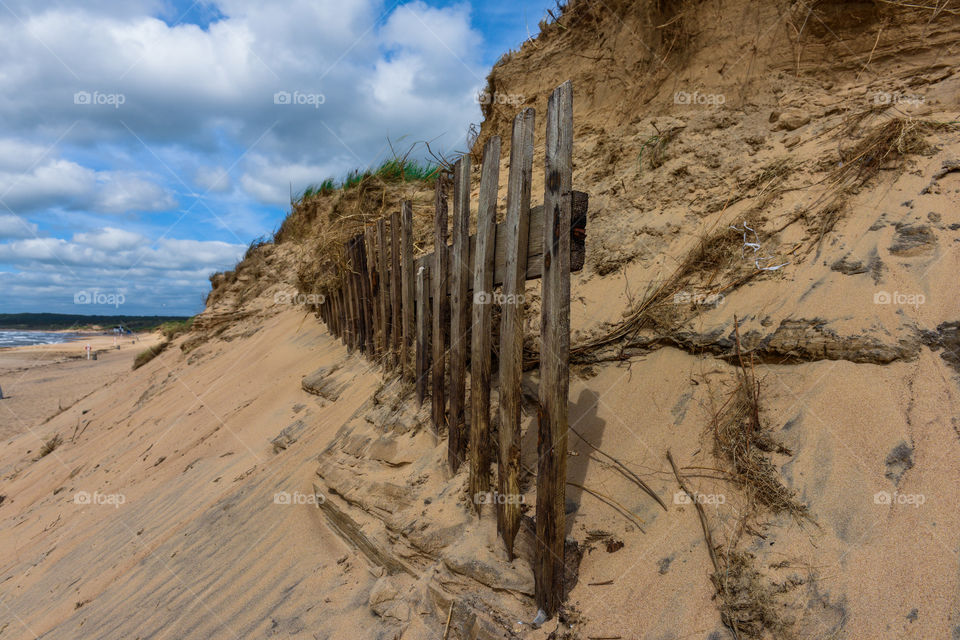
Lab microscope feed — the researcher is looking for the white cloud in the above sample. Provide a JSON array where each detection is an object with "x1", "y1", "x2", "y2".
[
  {"x1": 0, "y1": 213, "x2": 38, "y2": 239},
  {"x1": 0, "y1": 0, "x2": 492, "y2": 313},
  {"x1": 195, "y1": 165, "x2": 232, "y2": 192},
  {"x1": 73, "y1": 227, "x2": 146, "y2": 251},
  {"x1": 0, "y1": 142, "x2": 177, "y2": 214},
  {"x1": 94, "y1": 172, "x2": 178, "y2": 213}
]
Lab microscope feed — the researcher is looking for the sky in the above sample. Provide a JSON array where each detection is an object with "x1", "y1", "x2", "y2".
[{"x1": 0, "y1": 0, "x2": 556, "y2": 316}]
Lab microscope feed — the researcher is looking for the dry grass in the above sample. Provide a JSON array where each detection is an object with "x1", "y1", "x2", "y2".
[
  {"x1": 785, "y1": 115, "x2": 956, "y2": 252},
  {"x1": 133, "y1": 340, "x2": 170, "y2": 370},
  {"x1": 713, "y1": 548, "x2": 793, "y2": 640},
  {"x1": 696, "y1": 320, "x2": 815, "y2": 639},
  {"x1": 34, "y1": 434, "x2": 63, "y2": 460},
  {"x1": 556, "y1": 219, "x2": 762, "y2": 368},
  {"x1": 712, "y1": 362, "x2": 809, "y2": 520}
]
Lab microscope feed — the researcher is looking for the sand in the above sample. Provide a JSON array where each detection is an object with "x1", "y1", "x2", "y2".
[
  {"x1": 0, "y1": 334, "x2": 159, "y2": 441},
  {"x1": 3, "y1": 1, "x2": 960, "y2": 638}
]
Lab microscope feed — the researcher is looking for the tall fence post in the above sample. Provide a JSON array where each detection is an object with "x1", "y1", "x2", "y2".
[
  {"x1": 448, "y1": 156, "x2": 471, "y2": 472},
  {"x1": 364, "y1": 226, "x2": 381, "y2": 357},
  {"x1": 431, "y1": 175, "x2": 449, "y2": 443},
  {"x1": 348, "y1": 236, "x2": 368, "y2": 354},
  {"x1": 355, "y1": 234, "x2": 375, "y2": 354},
  {"x1": 468, "y1": 136, "x2": 501, "y2": 511},
  {"x1": 343, "y1": 249, "x2": 358, "y2": 353},
  {"x1": 416, "y1": 264, "x2": 431, "y2": 406},
  {"x1": 400, "y1": 201, "x2": 415, "y2": 381},
  {"x1": 390, "y1": 211, "x2": 402, "y2": 370},
  {"x1": 535, "y1": 80, "x2": 573, "y2": 617},
  {"x1": 377, "y1": 218, "x2": 392, "y2": 369},
  {"x1": 497, "y1": 108, "x2": 535, "y2": 555}
]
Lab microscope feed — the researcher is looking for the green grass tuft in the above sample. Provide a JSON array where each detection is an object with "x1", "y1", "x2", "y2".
[
  {"x1": 291, "y1": 158, "x2": 440, "y2": 206},
  {"x1": 133, "y1": 340, "x2": 170, "y2": 370}
]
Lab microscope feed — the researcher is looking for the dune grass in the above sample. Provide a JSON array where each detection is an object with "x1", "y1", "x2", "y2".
[
  {"x1": 159, "y1": 318, "x2": 194, "y2": 340},
  {"x1": 133, "y1": 340, "x2": 170, "y2": 370},
  {"x1": 292, "y1": 158, "x2": 440, "y2": 206}
]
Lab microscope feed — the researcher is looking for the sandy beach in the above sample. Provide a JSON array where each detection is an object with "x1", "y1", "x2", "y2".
[{"x1": 0, "y1": 334, "x2": 160, "y2": 440}]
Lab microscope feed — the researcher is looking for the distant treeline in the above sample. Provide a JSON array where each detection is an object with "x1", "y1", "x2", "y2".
[{"x1": 0, "y1": 313, "x2": 191, "y2": 332}]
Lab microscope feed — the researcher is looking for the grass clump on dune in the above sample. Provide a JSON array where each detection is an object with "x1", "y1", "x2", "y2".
[
  {"x1": 291, "y1": 158, "x2": 440, "y2": 207},
  {"x1": 159, "y1": 318, "x2": 194, "y2": 340},
  {"x1": 133, "y1": 340, "x2": 170, "y2": 370}
]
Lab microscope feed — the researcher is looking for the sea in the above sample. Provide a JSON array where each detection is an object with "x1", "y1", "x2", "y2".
[{"x1": 0, "y1": 331, "x2": 88, "y2": 348}]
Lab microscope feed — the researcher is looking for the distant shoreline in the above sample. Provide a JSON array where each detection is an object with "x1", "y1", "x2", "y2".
[{"x1": 0, "y1": 312, "x2": 191, "y2": 332}]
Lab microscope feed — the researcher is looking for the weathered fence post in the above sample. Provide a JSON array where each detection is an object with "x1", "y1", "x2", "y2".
[
  {"x1": 448, "y1": 156, "x2": 471, "y2": 472},
  {"x1": 390, "y1": 211, "x2": 402, "y2": 370},
  {"x1": 400, "y1": 201, "x2": 415, "y2": 381},
  {"x1": 377, "y1": 218, "x2": 392, "y2": 369},
  {"x1": 431, "y1": 175, "x2": 449, "y2": 443},
  {"x1": 356, "y1": 234, "x2": 375, "y2": 354},
  {"x1": 496, "y1": 108, "x2": 535, "y2": 555},
  {"x1": 415, "y1": 264, "x2": 431, "y2": 405},
  {"x1": 343, "y1": 252, "x2": 357, "y2": 353},
  {"x1": 340, "y1": 286, "x2": 350, "y2": 346},
  {"x1": 329, "y1": 292, "x2": 337, "y2": 337},
  {"x1": 468, "y1": 136, "x2": 502, "y2": 511},
  {"x1": 364, "y1": 226, "x2": 381, "y2": 356},
  {"x1": 348, "y1": 236, "x2": 368, "y2": 354},
  {"x1": 535, "y1": 80, "x2": 573, "y2": 617}
]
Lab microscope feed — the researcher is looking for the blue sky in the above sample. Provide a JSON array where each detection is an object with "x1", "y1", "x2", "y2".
[{"x1": 0, "y1": 0, "x2": 555, "y2": 316}]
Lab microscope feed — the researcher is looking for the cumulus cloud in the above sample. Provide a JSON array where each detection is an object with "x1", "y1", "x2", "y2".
[
  {"x1": 0, "y1": 230, "x2": 245, "y2": 314},
  {"x1": 0, "y1": 214, "x2": 38, "y2": 240},
  {"x1": 0, "y1": 0, "x2": 496, "y2": 313}
]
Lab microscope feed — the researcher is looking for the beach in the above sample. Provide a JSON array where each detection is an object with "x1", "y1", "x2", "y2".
[{"x1": 0, "y1": 333, "x2": 160, "y2": 440}]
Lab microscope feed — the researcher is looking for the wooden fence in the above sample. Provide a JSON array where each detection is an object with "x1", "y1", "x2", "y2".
[{"x1": 316, "y1": 80, "x2": 585, "y2": 616}]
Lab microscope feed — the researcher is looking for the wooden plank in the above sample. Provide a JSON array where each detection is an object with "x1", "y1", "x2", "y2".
[
  {"x1": 415, "y1": 264, "x2": 431, "y2": 406},
  {"x1": 431, "y1": 175, "x2": 449, "y2": 442},
  {"x1": 347, "y1": 244, "x2": 362, "y2": 353},
  {"x1": 313, "y1": 484, "x2": 416, "y2": 577},
  {"x1": 343, "y1": 262, "x2": 357, "y2": 353},
  {"x1": 468, "y1": 136, "x2": 501, "y2": 511},
  {"x1": 535, "y1": 79, "x2": 573, "y2": 617},
  {"x1": 377, "y1": 218, "x2": 392, "y2": 368},
  {"x1": 330, "y1": 291, "x2": 338, "y2": 337},
  {"x1": 340, "y1": 286, "x2": 349, "y2": 346},
  {"x1": 356, "y1": 233, "x2": 376, "y2": 355},
  {"x1": 390, "y1": 211, "x2": 402, "y2": 369},
  {"x1": 496, "y1": 107, "x2": 535, "y2": 555},
  {"x1": 347, "y1": 237, "x2": 364, "y2": 353},
  {"x1": 364, "y1": 226, "x2": 381, "y2": 356},
  {"x1": 412, "y1": 194, "x2": 587, "y2": 296},
  {"x1": 447, "y1": 156, "x2": 471, "y2": 472},
  {"x1": 332, "y1": 289, "x2": 339, "y2": 338},
  {"x1": 400, "y1": 201, "x2": 416, "y2": 381}
]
